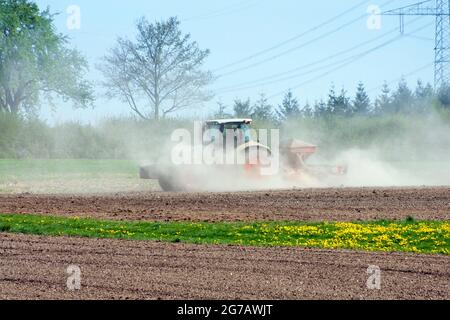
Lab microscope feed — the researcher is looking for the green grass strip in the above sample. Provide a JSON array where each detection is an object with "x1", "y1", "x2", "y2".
[
  {"x1": 0, "y1": 214, "x2": 449, "y2": 255},
  {"x1": 0, "y1": 159, "x2": 138, "y2": 182}
]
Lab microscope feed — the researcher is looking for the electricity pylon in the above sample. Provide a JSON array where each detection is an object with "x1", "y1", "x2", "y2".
[{"x1": 382, "y1": 0, "x2": 450, "y2": 88}]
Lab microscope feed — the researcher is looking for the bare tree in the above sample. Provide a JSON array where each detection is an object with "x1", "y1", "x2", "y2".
[{"x1": 99, "y1": 17, "x2": 214, "y2": 120}]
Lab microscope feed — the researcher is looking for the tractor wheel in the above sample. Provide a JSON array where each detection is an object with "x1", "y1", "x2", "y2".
[{"x1": 158, "y1": 177, "x2": 185, "y2": 192}]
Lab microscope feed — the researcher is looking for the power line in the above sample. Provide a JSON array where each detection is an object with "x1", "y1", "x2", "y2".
[
  {"x1": 217, "y1": 0, "x2": 395, "y2": 77},
  {"x1": 217, "y1": 56, "x2": 358, "y2": 94},
  {"x1": 215, "y1": 16, "x2": 425, "y2": 93},
  {"x1": 381, "y1": 0, "x2": 450, "y2": 88},
  {"x1": 266, "y1": 42, "x2": 399, "y2": 99},
  {"x1": 367, "y1": 62, "x2": 434, "y2": 93},
  {"x1": 382, "y1": 0, "x2": 434, "y2": 16},
  {"x1": 213, "y1": 0, "x2": 372, "y2": 72},
  {"x1": 266, "y1": 22, "x2": 434, "y2": 99},
  {"x1": 403, "y1": 34, "x2": 434, "y2": 41}
]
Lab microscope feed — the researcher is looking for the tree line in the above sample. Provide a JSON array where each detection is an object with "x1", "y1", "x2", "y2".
[{"x1": 220, "y1": 79, "x2": 450, "y2": 124}]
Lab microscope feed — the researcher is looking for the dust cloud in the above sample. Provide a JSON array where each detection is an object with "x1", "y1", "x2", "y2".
[{"x1": 136, "y1": 112, "x2": 450, "y2": 191}]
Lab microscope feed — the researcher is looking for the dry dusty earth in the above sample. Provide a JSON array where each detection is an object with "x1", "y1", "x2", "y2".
[
  {"x1": 0, "y1": 187, "x2": 449, "y2": 300},
  {"x1": 0, "y1": 233, "x2": 449, "y2": 300},
  {"x1": 0, "y1": 187, "x2": 449, "y2": 222}
]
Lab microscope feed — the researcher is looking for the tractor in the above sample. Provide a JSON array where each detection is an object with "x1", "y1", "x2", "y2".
[{"x1": 139, "y1": 119, "x2": 346, "y2": 191}]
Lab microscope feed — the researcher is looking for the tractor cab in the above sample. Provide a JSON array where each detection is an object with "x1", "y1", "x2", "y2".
[{"x1": 204, "y1": 119, "x2": 253, "y2": 145}]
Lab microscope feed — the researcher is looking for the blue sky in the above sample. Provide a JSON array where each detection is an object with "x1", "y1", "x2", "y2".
[{"x1": 34, "y1": 0, "x2": 436, "y2": 123}]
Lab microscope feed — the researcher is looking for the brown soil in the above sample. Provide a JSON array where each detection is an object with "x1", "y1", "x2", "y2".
[
  {"x1": 0, "y1": 233, "x2": 449, "y2": 300},
  {"x1": 0, "y1": 187, "x2": 449, "y2": 222}
]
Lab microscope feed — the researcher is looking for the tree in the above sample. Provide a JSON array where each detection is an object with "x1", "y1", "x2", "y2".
[
  {"x1": 277, "y1": 90, "x2": 301, "y2": 121},
  {"x1": 302, "y1": 101, "x2": 314, "y2": 118},
  {"x1": 374, "y1": 82, "x2": 392, "y2": 115},
  {"x1": 0, "y1": 0, "x2": 93, "y2": 114},
  {"x1": 391, "y1": 78, "x2": 414, "y2": 113},
  {"x1": 438, "y1": 82, "x2": 450, "y2": 108},
  {"x1": 314, "y1": 100, "x2": 328, "y2": 118},
  {"x1": 414, "y1": 80, "x2": 434, "y2": 113},
  {"x1": 213, "y1": 101, "x2": 232, "y2": 119},
  {"x1": 328, "y1": 86, "x2": 351, "y2": 116},
  {"x1": 352, "y1": 82, "x2": 371, "y2": 115},
  {"x1": 233, "y1": 98, "x2": 252, "y2": 118},
  {"x1": 336, "y1": 89, "x2": 351, "y2": 115},
  {"x1": 326, "y1": 86, "x2": 337, "y2": 114},
  {"x1": 252, "y1": 93, "x2": 274, "y2": 122},
  {"x1": 99, "y1": 17, "x2": 214, "y2": 120}
]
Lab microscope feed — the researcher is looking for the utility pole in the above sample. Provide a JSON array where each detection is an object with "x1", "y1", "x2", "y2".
[{"x1": 382, "y1": 0, "x2": 450, "y2": 88}]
